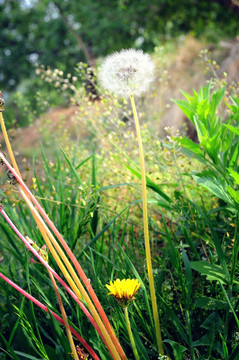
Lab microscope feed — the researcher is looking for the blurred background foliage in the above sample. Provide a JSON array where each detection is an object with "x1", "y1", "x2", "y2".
[{"x1": 0, "y1": 0, "x2": 239, "y2": 101}]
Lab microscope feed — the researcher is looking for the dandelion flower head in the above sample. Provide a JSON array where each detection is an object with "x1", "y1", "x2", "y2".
[
  {"x1": 106, "y1": 278, "x2": 141, "y2": 306},
  {"x1": 99, "y1": 49, "x2": 155, "y2": 97}
]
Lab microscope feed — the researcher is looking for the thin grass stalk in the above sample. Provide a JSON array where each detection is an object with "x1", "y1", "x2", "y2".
[
  {"x1": 0, "y1": 108, "x2": 122, "y2": 358},
  {"x1": 0, "y1": 107, "x2": 78, "y2": 354},
  {"x1": 15, "y1": 190, "x2": 120, "y2": 360},
  {"x1": 0, "y1": 152, "x2": 127, "y2": 360},
  {"x1": 0, "y1": 112, "x2": 21, "y2": 176},
  {"x1": 48, "y1": 271, "x2": 79, "y2": 360},
  {"x1": 0, "y1": 273, "x2": 100, "y2": 360},
  {"x1": 0, "y1": 108, "x2": 79, "y2": 354},
  {"x1": 0, "y1": 208, "x2": 113, "y2": 355},
  {"x1": 129, "y1": 93, "x2": 163, "y2": 354}
]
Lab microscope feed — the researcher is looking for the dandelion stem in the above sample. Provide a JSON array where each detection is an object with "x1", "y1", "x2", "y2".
[
  {"x1": 130, "y1": 93, "x2": 164, "y2": 355},
  {"x1": 124, "y1": 307, "x2": 140, "y2": 360}
]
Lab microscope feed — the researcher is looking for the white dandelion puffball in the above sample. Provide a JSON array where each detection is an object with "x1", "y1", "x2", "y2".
[{"x1": 99, "y1": 49, "x2": 155, "y2": 97}]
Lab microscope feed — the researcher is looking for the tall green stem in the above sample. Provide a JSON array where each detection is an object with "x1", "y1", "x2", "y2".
[
  {"x1": 124, "y1": 307, "x2": 140, "y2": 360},
  {"x1": 130, "y1": 93, "x2": 163, "y2": 355}
]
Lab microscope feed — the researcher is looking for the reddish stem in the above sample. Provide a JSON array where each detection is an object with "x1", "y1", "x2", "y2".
[
  {"x1": 0, "y1": 208, "x2": 110, "y2": 352},
  {"x1": 0, "y1": 153, "x2": 126, "y2": 360},
  {"x1": 0, "y1": 273, "x2": 100, "y2": 360}
]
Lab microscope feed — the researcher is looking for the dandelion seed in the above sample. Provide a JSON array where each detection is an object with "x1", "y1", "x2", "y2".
[{"x1": 99, "y1": 49, "x2": 155, "y2": 97}]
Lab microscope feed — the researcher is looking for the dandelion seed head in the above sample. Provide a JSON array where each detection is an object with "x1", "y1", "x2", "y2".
[{"x1": 99, "y1": 49, "x2": 155, "y2": 97}]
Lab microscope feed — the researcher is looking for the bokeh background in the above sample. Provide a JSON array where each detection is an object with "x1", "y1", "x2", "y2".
[{"x1": 1, "y1": 0, "x2": 239, "y2": 130}]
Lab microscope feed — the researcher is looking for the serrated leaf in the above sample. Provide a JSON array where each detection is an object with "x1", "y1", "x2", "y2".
[
  {"x1": 195, "y1": 296, "x2": 227, "y2": 310},
  {"x1": 193, "y1": 174, "x2": 233, "y2": 205},
  {"x1": 163, "y1": 340, "x2": 187, "y2": 360},
  {"x1": 191, "y1": 261, "x2": 228, "y2": 283}
]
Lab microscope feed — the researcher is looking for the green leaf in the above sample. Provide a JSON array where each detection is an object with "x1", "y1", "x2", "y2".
[
  {"x1": 158, "y1": 296, "x2": 190, "y2": 346},
  {"x1": 209, "y1": 86, "x2": 225, "y2": 119},
  {"x1": 60, "y1": 147, "x2": 84, "y2": 187},
  {"x1": 195, "y1": 296, "x2": 227, "y2": 310},
  {"x1": 75, "y1": 154, "x2": 93, "y2": 170},
  {"x1": 174, "y1": 136, "x2": 204, "y2": 157},
  {"x1": 14, "y1": 352, "x2": 42, "y2": 360},
  {"x1": 228, "y1": 168, "x2": 239, "y2": 185},
  {"x1": 114, "y1": 155, "x2": 172, "y2": 203},
  {"x1": 79, "y1": 205, "x2": 129, "y2": 257},
  {"x1": 229, "y1": 344, "x2": 239, "y2": 360},
  {"x1": 173, "y1": 99, "x2": 194, "y2": 123},
  {"x1": 226, "y1": 186, "x2": 239, "y2": 204},
  {"x1": 192, "y1": 174, "x2": 233, "y2": 205},
  {"x1": 0, "y1": 332, "x2": 21, "y2": 360},
  {"x1": 224, "y1": 124, "x2": 239, "y2": 136},
  {"x1": 229, "y1": 142, "x2": 239, "y2": 168},
  {"x1": 191, "y1": 261, "x2": 228, "y2": 283},
  {"x1": 163, "y1": 339, "x2": 187, "y2": 360}
]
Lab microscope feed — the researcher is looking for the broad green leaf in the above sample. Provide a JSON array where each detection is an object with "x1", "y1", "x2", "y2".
[
  {"x1": 191, "y1": 261, "x2": 228, "y2": 283},
  {"x1": 228, "y1": 168, "x2": 239, "y2": 185},
  {"x1": 227, "y1": 186, "x2": 239, "y2": 204},
  {"x1": 224, "y1": 124, "x2": 239, "y2": 136},
  {"x1": 195, "y1": 296, "x2": 227, "y2": 310},
  {"x1": 192, "y1": 174, "x2": 233, "y2": 205},
  {"x1": 174, "y1": 136, "x2": 203, "y2": 156},
  {"x1": 173, "y1": 99, "x2": 194, "y2": 123},
  {"x1": 163, "y1": 339, "x2": 187, "y2": 360}
]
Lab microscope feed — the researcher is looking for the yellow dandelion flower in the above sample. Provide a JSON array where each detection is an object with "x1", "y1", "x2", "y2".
[{"x1": 106, "y1": 278, "x2": 141, "y2": 306}]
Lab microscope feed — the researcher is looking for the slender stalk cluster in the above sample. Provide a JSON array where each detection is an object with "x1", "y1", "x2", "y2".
[{"x1": 0, "y1": 92, "x2": 127, "y2": 360}]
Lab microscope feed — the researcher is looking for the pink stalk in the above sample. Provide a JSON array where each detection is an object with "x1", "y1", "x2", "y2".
[
  {"x1": 0, "y1": 273, "x2": 100, "y2": 360},
  {"x1": 0, "y1": 152, "x2": 127, "y2": 360},
  {"x1": 0, "y1": 208, "x2": 110, "y2": 353}
]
